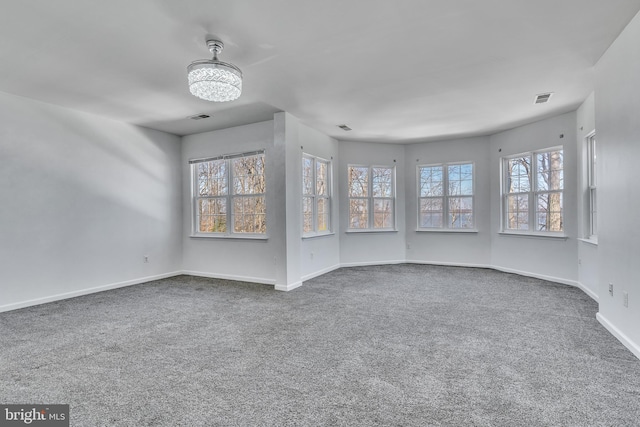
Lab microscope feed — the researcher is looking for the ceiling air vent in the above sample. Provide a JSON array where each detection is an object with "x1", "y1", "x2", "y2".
[
  {"x1": 337, "y1": 124, "x2": 352, "y2": 131},
  {"x1": 534, "y1": 93, "x2": 553, "y2": 104},
  {"x1": 189, "y1": 114, "x2": 211, "y2": 120}
]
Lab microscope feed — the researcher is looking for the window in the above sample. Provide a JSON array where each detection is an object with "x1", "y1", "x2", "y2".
[
  {"x1": 587, "y1": 133, "x2": 597, "y2": 238},
  {"x1": 191, "y1": 150, "x2": 266, "y2": 236},
  {"x1": 502, "y1": 147, "x2": 563, "y2": 233},
  {"x1": 418, "y1": 163, "x2": 474, "y2": 229},
  {"x1": 348, "y1": 165, "x2": 395, "y2": 230},
  {"x1": 302, "y1": 154, "x2": 331, "y2": 235}
]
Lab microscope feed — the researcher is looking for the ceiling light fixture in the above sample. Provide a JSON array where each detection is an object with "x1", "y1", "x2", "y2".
[{"x1": 187, "y1": 39, "x2": 242, "y2": 102}]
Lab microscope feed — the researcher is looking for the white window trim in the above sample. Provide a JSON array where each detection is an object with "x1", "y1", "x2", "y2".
[
  {"x1": 586, "y1": 131, "x2": 597, "y2": 240},
  {"x1": 190, "y1": 150, "x2": 267, "y2": 239},
  {"x1": 347, "y1": 164, "x2": 397, "y2": 232},
  {"x1": 416, "y1": 161, "x2": 476, "y2": 231},
  {"x1": 302, "y1": 154, "x2": 332, "y2": 238},
  {"x1": 500, "y1": 146, "x2": 566, "y2": 237}
]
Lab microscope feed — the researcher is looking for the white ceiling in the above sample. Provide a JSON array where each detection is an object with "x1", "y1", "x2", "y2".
[{"x1": 1, "y1": 1, "x2": 639, "y2": 143}]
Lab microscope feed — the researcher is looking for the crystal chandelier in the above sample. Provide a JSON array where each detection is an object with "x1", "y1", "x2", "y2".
[{"x1": 187, "y1": 39, "x2": 242, "y2": 102}]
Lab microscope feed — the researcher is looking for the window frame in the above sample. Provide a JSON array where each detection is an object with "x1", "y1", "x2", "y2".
[
  {"x1": 190, "y1": 150, "x2": 267, "y2": 239},
  {"x1": 302, "y1": 154, "x2": 332, "y2": 237},
  {"x1": 347, "y1": 164, "x2": 396, "y2": 232},
  {"x1": 416, "y1": 161, "x2": 476, "y2": 231},
  {"x1": 500, "y1": 146, "x2": 565, "y2": 237},
  {"x1": 586, "y1": 132, "x2": 597, "y2": 239}
]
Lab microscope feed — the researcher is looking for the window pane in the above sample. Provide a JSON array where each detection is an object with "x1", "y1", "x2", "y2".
[
  {"x1": 536, "y1": 193, "x2": 563, "y2": 232},
  {"x1": 349, "y1": 199, "x2": 368, "y2": 228},
  {"x1": 373, "y1": 199, "x2": 393, "y2": 228},
  {"x1": 448, "y1": 163, "x2": 473, "y2": 196},
  {"x1": 589, "y1": 137, "x2": 597, "y2": 187},
  {"x1": 316, "y1": 160, "x2": 329, "y2": 196},
  {"x1": 233, "y1": 196, "x2": 266, "y2": 233},
  {"x1": 448, "y1": 196, "x2": 473, "y2": 229},
  {"x1": 198, "y1": 198, "x2": 227, "y2": 233},
  {"x1": 302, "y1": 157, "x2": 313, "y2": 195},
  {"x1": 419, "y1": 198, "x2": 443, "y2": 228},
  {"x1": 348, "y1": 167, "x2": 369, "y2": 197},
  {"x1": 590, "y1": 188, "x2": 597, "y2": 236},
  {"x1": 507, "y1": 157, "x2": 531, "y2": 193},
  {"x1": 317, "y1": 197, "x2": 329, "y2": 232},
  {"x1": 419, "y1": 166, "x2": 444, "y2": 197},
  {"x1": 303, "y1": 196, "x2": 313, "y2": 233},
  {"x1": 372, "y1": 167, "x2": 393, "y2": 197},
  {"x1": 536, "y1": 150, "x2": 563, "y2": 191},
  {"x1": 506, "y1": 194, "x2": 528, "y2": 230},
  {"x1": 197, "y1": 160, "x2": 227, "y2": 196},
  {"x1": 233, "y1": 155, "x2": 266, "y2": 195}
]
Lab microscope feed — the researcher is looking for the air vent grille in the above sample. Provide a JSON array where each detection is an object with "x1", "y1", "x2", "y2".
[
  {"x1": 337, "y1": 124, "x2": 352, "y2": 131},
  {"x1": 189, "y1": 114, "x2": 211, "y2": 120},
  {"x1": 534, "y1": 93, "x2": 553, "y2": 104}
]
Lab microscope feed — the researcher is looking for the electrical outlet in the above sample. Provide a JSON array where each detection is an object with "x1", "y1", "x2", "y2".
[
  {"x1": 578, "y1": 259, "x2": 582, "y2": 265},
  {"x1": 623, "y1": 292, "x2": 629, "y2": 308},
  {"x1": 407, "y1": 243, "x2": 411, "y2": 250},
  {"x1": 609, "y1": 283, "x2": 614, "y2": 296},
  {"x1": 310, "y1": 252, "x2": 314, "y2": 259},
  {"x1": 144, "y1": 255, "x2": 149, "y2": 263}
]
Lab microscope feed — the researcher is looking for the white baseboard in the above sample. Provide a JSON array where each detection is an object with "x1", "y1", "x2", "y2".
[
  {"x1": 406, "y1": 259, "x2": 489, "y2": 269},
  {"x1": 576, "y1": 281, "x2": 599, "y2": 302},
  {"x1": 301, "y1": 264, "x2": 341, "y2": 282},
  {"x1": 275, "y1": 281, "x2": 302, "y2": 292},
  {"x1": 340, "y1": 259, "x2": 407, "y2": 268},
  {"x1": 489, "y1": 265, "x2": 579, "y2": 287},
  {"x1": 596, "y1": 313, "x2": 640, "y2": 360},
  {"x1": 0, "y1": 271, "x2": 182, "y2": 313},
  {"x1": 182, "y1": 270, "x2": 276, "y2": 286}
]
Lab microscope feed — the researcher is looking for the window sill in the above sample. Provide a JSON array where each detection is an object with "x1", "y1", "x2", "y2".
[
  {"x1": 578, "y1": 237, "x2": 598, "y2": 246},
  {"x1": 345, "y1": 229, "x2": 398, "y2": 234},
  {"x1": 498, "y1": 231, "x2": 568, "y2": 240},
  {"x1": 190, "y1": 234, "x2": 269, "y2": 241},
  {"x1": 416, "y1": 228, "x2": 478, "y2": 233},
  {"x1": 302, "y1": 232, "x2": 336, "y2": 240}
]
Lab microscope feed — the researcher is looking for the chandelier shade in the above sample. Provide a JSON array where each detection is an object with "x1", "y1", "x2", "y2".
[{"x1": 187, "y1": 40, "x2": 242, "y2": 102}]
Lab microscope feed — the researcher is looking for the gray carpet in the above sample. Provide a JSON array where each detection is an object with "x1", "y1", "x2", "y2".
[{"x1": 1, "y1": 264, "x2": 639, "y2": 426}]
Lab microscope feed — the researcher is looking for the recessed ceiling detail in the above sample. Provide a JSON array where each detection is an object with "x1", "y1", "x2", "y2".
[{"x1": 1, "y1": 1, "x2": 639, "y2": 140}]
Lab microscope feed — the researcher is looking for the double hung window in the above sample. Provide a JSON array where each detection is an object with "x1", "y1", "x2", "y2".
[
  {"x1": 587, "y1": 133, "x2": 597, "y2": 238},
  {"x1": 418, "y1": 163, "x2": 474, "y2": 229},
  {"x1": 347, "y1": 165, "x2": 395, "y2": 230},
  {"x1": 302, "y1": 155, "x2": 331, "y2": 235},
  {"x1": 191, "y1": 151, "x2": 266, "y2": 236},
  {"x1": 502, "y1": 147, "x2": 564, "y2": 233}
]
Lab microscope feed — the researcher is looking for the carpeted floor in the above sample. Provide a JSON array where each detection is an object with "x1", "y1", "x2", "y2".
[{"x1": 1, "y1": 264, "x2": 639, "y2": 426}]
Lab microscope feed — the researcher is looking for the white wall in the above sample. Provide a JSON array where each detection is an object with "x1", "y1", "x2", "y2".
[
  {"x1": 180, "y1": 120, "x2": 280, "y2": 285},
  {"x1": 489, "y1": 112, "x2": 579, "y2": 284},
  {"x1": 0, "y1": 91, "x2": 182, "y2": 311},
  {"x1": 338, "y1": 141, "x2": 406, "y2": 266},
  {"x1": 576, "y1": 93, "x2": 599, "y2": 300},
  {"x1": 299, "y1": 123, "x2": 340, "y2": 280},
  {"x1": 594, "y1": 9, "x2": 640, "y2": 358},
  {"x1": 404, "y1": 137, "x2": 491, "y2": 266}
]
